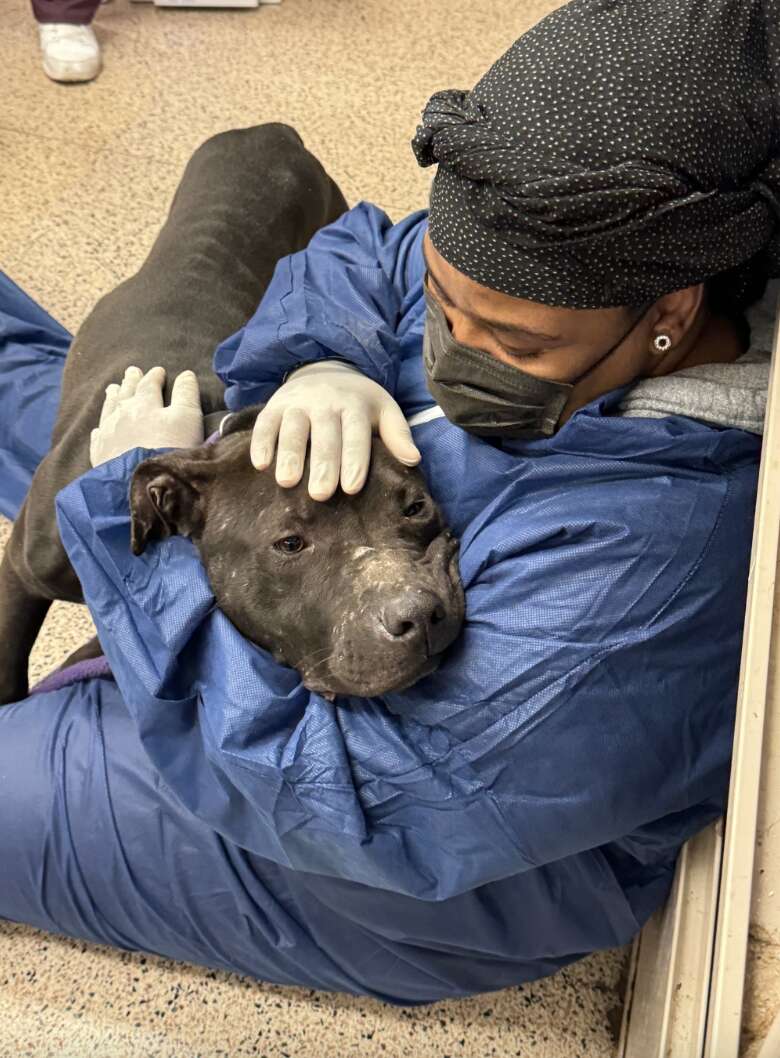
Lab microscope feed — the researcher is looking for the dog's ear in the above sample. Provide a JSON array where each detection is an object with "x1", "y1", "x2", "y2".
[
  {"x1": 219, "y1": 404, "x2": 264, "y2": 438},
  {"x1": 129, "y1": 451, "x2": 216, "y2": 555}
]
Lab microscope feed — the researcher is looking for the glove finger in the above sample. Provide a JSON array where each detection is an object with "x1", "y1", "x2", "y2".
[
  {"x1": 135, "y1": 366, "x2": 166, "y2": 409},
  {"x1": 118, "y1": 365, "x2": 143, "y2": 400},
  {"x1": 308, "y1": 412, "x2": 342, "y2": 501},
  {"x1": 250, "y1": 408, "x2": 283, "y2": 468},
  {"x1": 89, "y1": 428, "x2": 99, "y2": 467},
  {"x1": 170, "y1": 370, "x2": 202, "y2": 411},
  {"x1": 275, "y1": 408, "x2": 310, "y2": 488},
  {"x1": 378, "y1": 404, "x2": 421, "y2": 466},
  {"x1": 99, "y1": 383, "x2": 121, "y2": 426},
  {"x1": 340, "y1": 411, "x2": 372, "y2": 494}
]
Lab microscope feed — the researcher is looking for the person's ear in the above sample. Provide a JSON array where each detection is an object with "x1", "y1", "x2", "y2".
[
  {"x1": 649, "y1": 284, "x2": 705, "y2": 356},
  {"x1": 129, "y1": 449, "x2": 218, "y2": 555}
]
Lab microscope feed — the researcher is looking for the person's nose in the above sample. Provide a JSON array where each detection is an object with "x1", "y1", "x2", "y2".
[
  {"x1": 447, "y1": 308, "x2": 504, "y2": 360},
  {"x1": 446, "y1": 307, "x2": 477, "y2": 347}
]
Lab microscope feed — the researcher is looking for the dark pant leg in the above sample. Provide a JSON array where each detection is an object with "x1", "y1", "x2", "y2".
[{"x1": 32, "y1": 0, "x2": 101, "y2": 25}]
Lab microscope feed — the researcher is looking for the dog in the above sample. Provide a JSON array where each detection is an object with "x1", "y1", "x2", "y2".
[
  {"x1": 0, "y1": 124, "x2": 464, "y2": 705},
  {"x1": 129, "y1": 422, "x2": 464, "y2": 699}
]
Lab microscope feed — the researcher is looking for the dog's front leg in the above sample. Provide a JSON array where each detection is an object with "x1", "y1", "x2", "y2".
[{"x1": 0, "y1": 549, "x2": 52, "y2": 706}]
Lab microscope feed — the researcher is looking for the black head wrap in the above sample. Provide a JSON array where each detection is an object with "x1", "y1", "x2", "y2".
[{"x1": 412, "y1": 0, "x2": 780, "y2": 309}]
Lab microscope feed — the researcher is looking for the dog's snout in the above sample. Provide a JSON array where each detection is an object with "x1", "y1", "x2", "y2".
[{"x1": 379, "y1": 591, "x2": 450, "y2": 652}]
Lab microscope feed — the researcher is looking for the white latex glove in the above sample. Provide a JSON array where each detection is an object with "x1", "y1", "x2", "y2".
[
  {"x1": 90, "y1": 365, "x2": 204, "y2": 467},
  {"x1": 250, "y1": 361, "x2": 421, "y2": 501}
]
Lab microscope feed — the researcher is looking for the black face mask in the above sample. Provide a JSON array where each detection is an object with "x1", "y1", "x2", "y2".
[{"x1": 422, "y1": 284, "x2": 649, "y2": 440}]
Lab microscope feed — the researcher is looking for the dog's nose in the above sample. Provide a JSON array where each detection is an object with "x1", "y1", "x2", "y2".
[{"x1": 379, "y1": 591, "x2": 450, "y2": 654}]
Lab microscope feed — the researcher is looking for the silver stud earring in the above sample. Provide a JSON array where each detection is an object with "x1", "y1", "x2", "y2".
[{"x1": 653, "y1": 334, "x2": 672, "y2": 355}]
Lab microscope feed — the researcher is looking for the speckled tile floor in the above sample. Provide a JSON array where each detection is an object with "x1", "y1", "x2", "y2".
[{"x1": 0, "y1": 0, "x2": 776, "y2": 1054}]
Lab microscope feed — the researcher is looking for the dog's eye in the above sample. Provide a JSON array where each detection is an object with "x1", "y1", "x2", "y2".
[
  {"x1": 403, "y1": 500, "x2": 427, "y2": 518},
  {"x1": 273, "y1": 535, "x2": 305, "y2": 554}
]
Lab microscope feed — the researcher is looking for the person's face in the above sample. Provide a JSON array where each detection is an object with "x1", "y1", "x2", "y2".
[{"x1": 422, "y1": 233, "x2": 705, "y2": 424}]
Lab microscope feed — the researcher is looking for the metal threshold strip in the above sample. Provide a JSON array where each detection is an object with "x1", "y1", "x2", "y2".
[{"x1": 619, "y1": 301, "x2": 780, "y2": 1058}]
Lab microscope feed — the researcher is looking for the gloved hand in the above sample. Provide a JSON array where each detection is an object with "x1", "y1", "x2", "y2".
[
  {"x1": 250, "y1": 361, "x2": 421, "y2": 501},
  {"x1": 90, "y1": 365, "x2": 204, "y2": 467}
]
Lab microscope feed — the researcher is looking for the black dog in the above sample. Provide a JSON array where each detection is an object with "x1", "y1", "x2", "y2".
[
  {"x1": 130, "y1": 424, "x2": 463, "y2": 699},
  {"x1": 0, "y1": 124, "x2": 464, "y2": 705}
]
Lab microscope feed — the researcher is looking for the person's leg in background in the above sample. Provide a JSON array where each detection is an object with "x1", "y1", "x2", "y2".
[{"x1": 32, "y1": 0, "x2": 102, "y2": 85}]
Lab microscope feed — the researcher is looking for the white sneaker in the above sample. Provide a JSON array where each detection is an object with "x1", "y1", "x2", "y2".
[{"x1": 39, "y1": 23, "x2": 102, "y2": 83}]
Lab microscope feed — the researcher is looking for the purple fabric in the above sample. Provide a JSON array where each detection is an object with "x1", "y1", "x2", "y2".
[
  {"x1": 29, "y1": 654, "x2": 113, "y2": 696},
  {"x1": 31, "y1": 0, "x2": 100, "y2": 25}
]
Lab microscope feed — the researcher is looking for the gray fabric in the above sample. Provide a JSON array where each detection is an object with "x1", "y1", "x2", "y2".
[{"x1": 618, "y1": 282, "x2": 777, "y2": 435}]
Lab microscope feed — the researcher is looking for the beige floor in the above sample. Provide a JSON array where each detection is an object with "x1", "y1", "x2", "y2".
[{"x1": 0, "y1": 0, "x2": 777, "y2": 1054}]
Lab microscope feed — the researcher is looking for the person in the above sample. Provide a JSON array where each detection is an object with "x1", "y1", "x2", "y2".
[
  {"x1": 33, "y1": 0, "x2": 102, "y2": 84},
  {"x1": 226, "y1": 0, "x2": 776, "y2": 498},
  {"x1": 0, "y1": 0, "x2": 776, "y2": 1005}
]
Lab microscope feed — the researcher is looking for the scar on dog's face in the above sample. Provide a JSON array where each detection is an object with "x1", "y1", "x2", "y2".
[{"x1": 129, "y1": 413, "x2": 465, "y2": 698}]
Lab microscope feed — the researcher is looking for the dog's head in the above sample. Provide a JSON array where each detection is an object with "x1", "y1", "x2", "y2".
[{"x1": 129, "y1": 410, "x2": 465, "y2": 698}]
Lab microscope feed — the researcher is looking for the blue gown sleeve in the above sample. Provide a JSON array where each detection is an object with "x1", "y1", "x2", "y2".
[
  {"x1": 213, "y1": 203, "x2": 428, "y2": 410},
  {"x1": 0, "y1": 272, "x2": 71, "y2": 520}
]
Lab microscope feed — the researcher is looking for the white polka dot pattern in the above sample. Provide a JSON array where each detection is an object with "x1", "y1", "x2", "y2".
[{"x1": 412, "y1": 0, "x2": 780, "y2": 309}]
